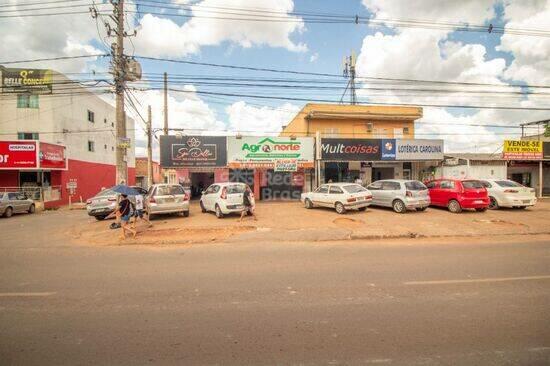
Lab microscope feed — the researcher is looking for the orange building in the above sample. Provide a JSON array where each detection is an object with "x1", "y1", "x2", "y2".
[{"x1": 135, "y1": 157, "x2": 162, "y2": 188}]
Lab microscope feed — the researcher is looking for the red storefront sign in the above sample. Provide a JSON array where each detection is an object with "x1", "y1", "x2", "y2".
[
  {"x1": 0, "y1": 141, "x2": 38, "y2": 169},
  {"x1": 39, "y1": 142, "x2": 67, "y2": 170}
]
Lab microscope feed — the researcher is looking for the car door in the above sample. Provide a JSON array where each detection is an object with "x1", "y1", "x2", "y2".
[
  {"x1": 8, "y1": 193, "x2": 23, "y2": 213},
  {"x1": 329, "y1": 185, "x2": 345, "y2": 206},
  {"x1": 438, "y1": 180, "x2": 456, "y2": 205},
  {"x1": 203, "y1": 185, "x2": 219, "y2": 211},
  {"x1": 367, "y1": 181, "x2": 383, "y2": 205},
  {"x1": 170, "y1": 185, "x2": 186, "y2": 211},
  {"x1": 426, "y1": 181, "x2": 440, "y2": 206},
  {"x1": 313, "y1": 185, "x2": 330, "y2": 207},
  {"x1": 380, "y1": 181, "x2": 399, "y2": 207}
]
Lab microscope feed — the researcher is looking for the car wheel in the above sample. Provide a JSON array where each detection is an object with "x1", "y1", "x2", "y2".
[
  {"x1": 28, "y1": 204, "x2": 35, "y2": 214},
  {"x1": 392, "y1": 199, "x2": 406, "y2": 213},
  {"x1": 215, "y1": 204, "x2": 224, "y2": 219},
  {"x1": 475, "y1": 207, "x2": 487, "y2": 212},
  {"x1": 4, "y1": 207, "x2": 13, "y2": 218},
  {"x1": 335, "y1": 202, "x2": 346, "y2": 214},
  {"x1": 448, "y1": 200, "x2": 462, "y2": 213},
  {"x1": 488, "y1": 196, "x2": 499, "y2": 210},
  {"x1": 304, "y1": 198, "x2": 313, "y2": 209},
  {"x1": 416, "y1": 207, "x2": 428, "y2": 212},
  {"x1": 358, "y1": 206, "x2": 367, "y2": 212},
  {"x1": 183, "y1": 210, "x2": 189, "y2": 217},
  {"x1": 94, "y1": 215, "x2": 106, "y2": 221},
  {"x1": 200, "y1": 201, "x2": 207, "y2": 213}
]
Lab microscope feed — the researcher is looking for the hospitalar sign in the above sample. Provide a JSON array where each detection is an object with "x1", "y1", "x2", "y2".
[
  {"x1": 1, "y1": 68, "x2": 53, "y2": 94},
  {"x1": 160, "y1": 135, "x2": 227, "y2": 168},
  {"x1": 320, "y1": 138, "x2": 381, "y2": 161},
  {"x1": 0, "y1": 141, "x2": 38, "y2": 169},
  {"x1": 503, "y1": 140, "x2": 543, "y2": 160},
  {"x1": 395, "y1": 139, "x2": 444, "y2": 160},
  {"x1": 39, "y1": 142, "x2": 67, "y2": 170},
  {"x1": 227, "y1": 137, "x2": 314, "y2": 169}
]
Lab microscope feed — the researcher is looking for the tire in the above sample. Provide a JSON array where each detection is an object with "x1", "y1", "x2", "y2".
[
  {"x1": 4, "y1": 207, "x2": 13, "y2": 218},
  {"x1": 335, "y1": 202, "x2": 346, "y2": 214},
  {"x1": 358, "y1": 206, "x2": 367, "y2": 212},
  {"x1": 304, "y1": 198, "x2": 313, "y2": 209},
  {"x1": 475, "y1": 207, "x2": 487, "y2": 212},
  {"x1": 416, "y1": 207, "x2": 428, "y2": 212},
  {"x1": 183, "y1": 210, "x2": 189, "y2": 217},
  {"x1": 215, "y1": 204, "x2": 224, "y2": 219},
  {"x1": 392, "y1": 199, "x2": 406, "y2": 213},
  {"x1": 448, "y1": 200, "x2": 462, "y2": 213},
  {"x1": 28, "y1": 204, "x2": 35, "y2": 214},
  {"x1": 488, "y1": 196, "x2": 499, "y2": 210},
  {"x1": 94, "y1": 215, "x2": 106, "y2": 221},
  {"x1": 200, "y1": 201, "x2": 207, "y2": 213}
]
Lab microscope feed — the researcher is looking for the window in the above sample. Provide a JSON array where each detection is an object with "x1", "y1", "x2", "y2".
[
  {"x1": 368, "y1": 182, "x2": 383, "y2": 190},
  {"x1": 87, "y1": 110, "x2": 95, "y2": 123},
  {"x1": 316, "y1": 185, "x2": 329, "y2": 194},
  {"x1": 366, "y1": 123, "x2": 374, "y2": 133},
  {"x1": 382, "y1": 181, "x2": 401, "y2": 191},
  {"x1": 17, "y1": 94, "x2": 39, "y2": 108},
  {"x1": 324, "y1": 128, "x2": 339, "y2": 137},
  {"x1": 479, "y1": 181, "x2": 492, "y2": 188},
  {"x1": 403, "y1": 127, "x2": 410, "y2": 135},
  {"x1": 495, "y1": 180, "x2": 522, "y2": 188},
  {"x1": 405, "y1": 181, "x2": 427, "y2": 191},
  {"x1": 17, "y1": 132, "x2": 39, "y2": 140},
  {"x1": 344, "y1": 184, "x2": 367, "y2": 193},
  {"x1": 227, "y1": 184, "x2": 246, "y2": 194},
  {"x1": 425, "y1": 181, "x2": 437, "y2": 189},
  {"x1": 169, "y1": 185, "x2": 185, "y2": 195},
  {"x1": 462, "y1": 180, "x2": 484, "y2": 189},
  {"x1": 440, "y1": 180, "x2": 455, "y2": 189},
  {"x1": 104, "y1": 144, "x2": 107, "y2": 150},
  {"x1": 329, "y1": 186, "x2": 344, "y2": 194},
  {"x1": 104, "y1": 118, "x2": 107, "y2": 124},
  {"x1": 87, "y1": 141, "x2": 95, "y2": 152},
  {"x1": 205, "y1": 185, "x2": 219, "y2": 194}
]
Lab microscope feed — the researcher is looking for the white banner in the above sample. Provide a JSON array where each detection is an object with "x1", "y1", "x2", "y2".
[
  {"x1": 396, "y1": 139, "x2": 444, "y2": 161},
  {"x1": 227, "y1": 136, "x2": 314, "y2": 168}
]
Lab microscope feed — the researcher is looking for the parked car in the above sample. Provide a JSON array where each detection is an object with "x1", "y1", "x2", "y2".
[
  {"x1": 0, "y1": 192, "x2": 35, "y2": 218},
  {"x1": 86, "y1": 186, "x2": 149, "y2": 220},
  {"x1": 367, "y1": 179, "x2": 430, "y2": 213},
  {"x1": 479, "y1": 179, "x2": 537, "y2": 209},
  {"x1": 301, "y1": 183, "x2": 372, "y2": 214},
  {"x1": 145, "y1": 184, "x2": 190, "y2": 218},
  {"x1": 426, "y1": 179, "x2": 489, "y2": 213},
  {"x1": 200, "y1": 182, "x2": 251, "y2": 218}
]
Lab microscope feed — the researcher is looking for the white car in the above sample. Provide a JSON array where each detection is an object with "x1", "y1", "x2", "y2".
[
  {"x1": 479, "y1": 179, "x2": 537, "y2": 209},
  {"x1": 200, "y1": 182, "x2": 251, "y2": 218},
  {"x1": 301, "y1": 183, "x2": 372, "y2": 214}
]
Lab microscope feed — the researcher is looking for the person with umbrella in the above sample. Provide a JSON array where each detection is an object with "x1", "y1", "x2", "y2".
[{"x1": 111, "y1": 185, "x2": 139, "y2": 239}]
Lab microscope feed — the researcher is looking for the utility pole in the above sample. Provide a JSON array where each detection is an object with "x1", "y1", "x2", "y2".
[
  {"x1": 114, "y1": 0, "x2": 127, "y2": 184},
  {"x1": 164, "y1": 72, "x2": 168, "y2": 135},
  {"x1": 147, "y1": 105, "x2": 153, "y2": 187},
  {"x1": 341, "y1": 51, "x2": 357, "y2": 105}
]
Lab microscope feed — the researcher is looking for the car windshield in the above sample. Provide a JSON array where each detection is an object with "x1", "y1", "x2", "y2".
[
  {"x1": 462, "y1": 180, "x2": 484, "y2": 189},
  {"x1": 496, "y1": 180, "x2": 522, "y2": 188},
  {"x1": 405, "y1": 181, "x2": 427, "y2": 191},
  {"x1": 343, "y1": 185, "x2": 367, "y2": 193},
  {"x1": 96, "y1": 189, "x2": 115, "y2": 197},
  {"x1": 227, "y1": 185, "x2": 246, "y2": 194}
]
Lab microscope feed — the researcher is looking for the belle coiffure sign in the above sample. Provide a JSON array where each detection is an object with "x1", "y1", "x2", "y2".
[
  {"x1": 160, "y1": 135, "x2": 227, "y2": 168},
  {"x1": 1, "y1": 68, "x2": 53, "y2": 94},
  {"x1": 0, "y1": 141, "x2": 38, "y2": 169},
  {"x1": 320, "y1": 138, "x2": 381, "y2": 161},
  {"x1": 503, "y1": 140, "x2": 543, "y2": 160},
  {"x1": 227, "y1": 136, "x2": 314, "y2": 169}
]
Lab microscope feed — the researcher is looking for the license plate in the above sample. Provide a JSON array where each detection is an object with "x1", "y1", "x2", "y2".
[
  {"x1": 475, "y1": 200, "x2": 484, "y2": 204},
  {"x1": 522, "y1": 200, "x2": 530, "y2": 204},
  {"x1": 235, "y1": 205, "x2": 244, "y2": 209},
  {"x1": 357, "y1": 197, "x2": 364, "y2": 201}
]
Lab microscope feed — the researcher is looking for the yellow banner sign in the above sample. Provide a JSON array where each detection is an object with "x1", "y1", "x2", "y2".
[{"x1": 503, "y1": 140, "x2": 543, "y2": 160}]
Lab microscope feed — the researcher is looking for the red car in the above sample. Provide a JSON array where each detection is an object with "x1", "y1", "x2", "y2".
[{"x1": 426, "y1": 179, "x2": 489, "y2": 213}]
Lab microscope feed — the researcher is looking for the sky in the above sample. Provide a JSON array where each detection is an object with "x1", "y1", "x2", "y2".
[{"x1": 1, "y1": 0, "x2": 550, "y2": 159}]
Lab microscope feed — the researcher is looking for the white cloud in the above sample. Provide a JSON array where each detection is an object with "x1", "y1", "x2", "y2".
[
  {"x1": 133, "y1": 0, "x2": 307, "y2": 58},
  {"x1": 225, "y1": 101, "x2": 300, "y2": 134},
  {"x1": 309, "y1": 52, "x2": 319, "y2": 63}
]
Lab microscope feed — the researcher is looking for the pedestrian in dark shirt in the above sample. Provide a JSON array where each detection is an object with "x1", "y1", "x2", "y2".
[
  {"x1": 239, "y1": 186, "x2": 257, "y2": 222},
  {"x1": 118, "y1": 194, "x2": 136, "y2": 239}
]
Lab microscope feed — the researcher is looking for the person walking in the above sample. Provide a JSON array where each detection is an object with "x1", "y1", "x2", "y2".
[
  {"x1": 133, "y1": 193, "x2": 152, "y2": 228},
  {"x1": 239, "y1": 186, "x2": 257, "y2": 222},
  {"x1": 118, "y1": 194, "x2": 136, "y2": 239}
]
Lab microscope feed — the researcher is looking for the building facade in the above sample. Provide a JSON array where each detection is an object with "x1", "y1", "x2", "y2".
[
  {"x1": 0, "y1": 67, "x2": 136, "y2": 207},
  {"x1": 135, "y1": 158, "x2": 162, "y2": 188}
]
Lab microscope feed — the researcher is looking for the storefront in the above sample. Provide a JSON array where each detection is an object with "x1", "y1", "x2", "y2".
[
  {"x1": 318, "y1": 138, "x2": 444, "y2": 185},
  {"x1": 0, "y1": 140, "x2": 67, "y2": 203},
  {"x1": 159, "y1": 135, "x2": 228, "y2": 198},
  {"x1": 503, "y1": 140, "x2": 548, "y2": 197},
  {"x1": 227, "y1": 136, "x2": 315, "y2": 200}
]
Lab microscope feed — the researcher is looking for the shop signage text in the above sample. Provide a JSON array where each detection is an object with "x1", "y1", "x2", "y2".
[
  {"x1": 160, "y1": 135, "x2": 227, "y2": 168},
  {"x1": 1, "y1": 68, "x2": 53, "y2": 94},
  {"x1": 381, "y1": 139, "x2": 396, "y2": 160},
  {"x1": 274, "y1": 159, "x2": 298, "y2": 172},
  {"x1": 395, "y1": 139, "x2": 444, "y2": 160},
  {"x1": 503, "y1": 140, "x2": 543, "y2": 160},
  {"x1": 39, "y1": 142, "x2": 67, "y2": 170},
  {"x1": 320, "y1": 138, "x2": 381, "y2": 161},
  {"x1": 0, "y1": 141, "x2": 38, "y2": 169},
  {"x1": 228, "y1": 137, "x2": 314, "y2": 168}
]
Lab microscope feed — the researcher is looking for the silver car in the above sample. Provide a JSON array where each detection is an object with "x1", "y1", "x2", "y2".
[
  {"x1": 145, "y1": 184, "x2": 190, "y2": 219},
  {"x1": 86, "y1": 186, "x2": 148, "y2": 220},
  {"x1": 367, "y1": 179, "x2": 430, "y2": 213},
  {"x1": 0, "y1": 192, "x2": 35, "y2": 218}
]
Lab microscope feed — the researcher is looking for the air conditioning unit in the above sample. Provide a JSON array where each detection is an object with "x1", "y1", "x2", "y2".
[{"x1": 366, "y1": 122, "x2": 374, "y2": 132}]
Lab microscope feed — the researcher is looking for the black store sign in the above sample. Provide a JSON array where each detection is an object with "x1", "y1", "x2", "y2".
[
  {"x1": 160, "y1": 135, "x2": 227, "y2": 168},
  {"x1": 321, "y1": 138, "x2": 381, "y2": 161}
]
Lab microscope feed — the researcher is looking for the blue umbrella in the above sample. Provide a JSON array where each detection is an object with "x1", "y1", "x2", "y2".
[{"x1": 111, "y1": 184, "x2": 139, "y2": 196}]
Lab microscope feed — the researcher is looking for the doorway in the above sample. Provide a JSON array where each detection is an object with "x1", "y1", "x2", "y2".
[
  {"x1": 372, "y1": 167, "x2": 395, "y2": 181},
  {"x1": 190, "y1": 172, "x2": 214, "y2": 198}
]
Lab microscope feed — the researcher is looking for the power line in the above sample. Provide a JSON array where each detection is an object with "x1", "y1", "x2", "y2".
[{"x1": 0, "y1": 54, "x2": 108, "y2": 64}]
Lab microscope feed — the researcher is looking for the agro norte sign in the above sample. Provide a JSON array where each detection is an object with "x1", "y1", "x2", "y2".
[
  {"x1": 0, "y1": 141, "x2": 38, "y2": 169},
  {"x1": 1, "y1": 68, "x2": 53, "y2": 94},
  {"x1": 503, "y1": 140, "x2": 543, "y2": 160},
  {"x1": 320, "y1": 138, "x2": 381, "y2": 161},
  {"x1": 395, "y1": 139, "x2": 444, "y2": 160},
  {"x1": 227, "y1": 137, "x2": 314, "y2": 169},
  {"x1": 160, "y1": 135, "x2": 227, "y2": 168}
]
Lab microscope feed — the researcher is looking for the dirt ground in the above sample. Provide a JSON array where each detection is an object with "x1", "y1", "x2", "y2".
[{"x1": 70, "y1": 199, "x2": 550, "y2": 245}]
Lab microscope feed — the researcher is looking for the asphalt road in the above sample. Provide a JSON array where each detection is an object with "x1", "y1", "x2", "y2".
[{"x1": 1, "y1": 211, "x2": 549, "y2": 365}]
